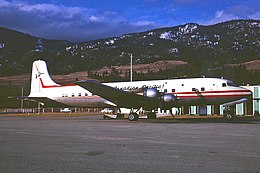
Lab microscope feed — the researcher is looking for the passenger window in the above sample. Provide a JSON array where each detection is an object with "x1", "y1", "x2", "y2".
[
  {"x1": 164, "y1": 89, "x2": 167, "y2": 93},
  {"x1": 78, "y1": 93, "x2": 81, "y2": 96},
  {"x1": 192, "y1": 88, "x2": 197, "y2": 91},
  {"x1": 201, "y1": 87, "x2": 205, "y2": 91},
  {"x1": 72, "y1": 93, "x2": 75, "y2": 97},
  {"x1": 222, "y1": 83, "x2": 227, "y2": 87},
  {"x1": 172, "y1": 89, "x2": 175, "y2": 92},
  {"x1": 85, "y1": 93, "x2": 88, "y2": 96}
]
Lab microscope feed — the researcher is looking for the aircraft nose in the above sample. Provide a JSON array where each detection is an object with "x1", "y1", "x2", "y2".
[{"x1": 241, "y1": 87, "x2": 252, "y2": 97}]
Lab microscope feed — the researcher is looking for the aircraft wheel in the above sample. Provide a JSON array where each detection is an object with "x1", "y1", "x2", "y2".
[
  {"x1": 147, "y1": 112, "x2": 156, "y2": 119},
  {"x1": 128, "y1": 113, "x2": 138, "y2": 121}
]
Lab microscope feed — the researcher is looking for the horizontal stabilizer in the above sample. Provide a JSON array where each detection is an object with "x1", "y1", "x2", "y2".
[{"x1": 8, "y1": 96, "x2": 66, "y2": 107}]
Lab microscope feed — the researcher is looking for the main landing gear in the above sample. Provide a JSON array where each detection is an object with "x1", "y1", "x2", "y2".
[
  {"x1": 128, "y1": 113, "x2": 139, "y2": 121},
  {"x1": 128, "y1": 108, "x2": 157, "y2": 121},
  {"x1": 223, "y1": 106, "x2": 235, "y2": 120}
]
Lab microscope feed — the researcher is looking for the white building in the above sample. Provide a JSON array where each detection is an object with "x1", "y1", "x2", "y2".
[{"x1": 242, "y1": 85, "x2": 259, "y2": 115}]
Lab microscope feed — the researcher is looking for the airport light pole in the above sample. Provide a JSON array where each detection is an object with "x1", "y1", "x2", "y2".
[
  {"x1": 130, "y1": 53, "x2": 133, "y2": 82},
  {"x1": 120, "y1": 52, "x2": 133, "y2": 82},
  {"x1": 21, "y1": 86, "x2": 23, "y2": 113}
]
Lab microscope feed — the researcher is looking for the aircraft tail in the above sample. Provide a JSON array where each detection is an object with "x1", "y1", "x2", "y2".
[{"x1": 29, "y1": 60, "x2": 59, "y2": 97}]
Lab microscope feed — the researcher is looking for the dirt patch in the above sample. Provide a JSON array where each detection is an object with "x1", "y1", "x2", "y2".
[
  {"x1": 94, "y1": 60, "x2": 188, "y2": 75},
  {"x1": 228, "y1": 60, "x2": 260, "y2": 71}
]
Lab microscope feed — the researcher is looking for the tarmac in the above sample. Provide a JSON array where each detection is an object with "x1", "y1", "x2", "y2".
[{"x1": 0, "y1": 114, "x2": 259, "y2": 173}]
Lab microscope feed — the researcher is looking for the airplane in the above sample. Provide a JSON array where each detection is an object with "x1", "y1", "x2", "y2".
[{"x1": 27, "y1": 60, "x2": 252, "y2": 121}]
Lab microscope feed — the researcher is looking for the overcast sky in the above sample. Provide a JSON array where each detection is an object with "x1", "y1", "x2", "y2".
[{"x1": 0, "y1": 0, "x2": 259, "y2": 42}]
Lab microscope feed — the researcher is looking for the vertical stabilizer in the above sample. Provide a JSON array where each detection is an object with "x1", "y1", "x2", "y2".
[{"x1": 29, "y1": 60, "x2": 59, "y2": 97}]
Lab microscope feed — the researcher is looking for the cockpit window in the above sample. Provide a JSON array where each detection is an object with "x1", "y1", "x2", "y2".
[
  {"x1": 222, "y1": 83, "x2": 227, "y2": 87},
  {"x1": 227, "y1": 82, "x2": 236, "y2": 86}
]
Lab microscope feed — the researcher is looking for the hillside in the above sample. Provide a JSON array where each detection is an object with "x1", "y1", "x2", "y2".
[
  {"x1": 0, "y1": 20, "x2": 259, "y2": 84},
  {"x1": 0, "y1": 27, "x2": 71, "y2": 76}
]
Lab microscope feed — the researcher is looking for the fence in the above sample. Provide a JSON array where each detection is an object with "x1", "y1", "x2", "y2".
[{"x1": 2, "y1": 107, "x2": 101, "y2": 114}]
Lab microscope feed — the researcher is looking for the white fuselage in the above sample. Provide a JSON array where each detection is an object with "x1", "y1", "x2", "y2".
[
  {"x1": 28, "y1": 60, "x2": 252, "y2": 108},
  {"x1": 30, "y1": 78, "x2": 251, "y2": 108}
]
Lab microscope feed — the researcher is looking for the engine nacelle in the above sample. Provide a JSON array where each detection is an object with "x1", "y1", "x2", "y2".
[
  {"x1": 161, "y1": 94, "x2": 176, "y2": 102},
  {"x1": 144, "y1": 88, "x2": 158, "y2": 98}
]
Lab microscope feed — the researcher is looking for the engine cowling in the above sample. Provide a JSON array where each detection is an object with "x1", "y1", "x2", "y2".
[
  {"x1": 161, "y1": 94, "x2": 176, "y2": 102},
  {"x1": 143, "y1": 88, "x2": 158, "y2": 98}
]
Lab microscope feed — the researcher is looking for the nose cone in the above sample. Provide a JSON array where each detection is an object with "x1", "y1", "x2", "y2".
[{"x1": 239, "y1": 86, "x2": 253, "y2": 98}]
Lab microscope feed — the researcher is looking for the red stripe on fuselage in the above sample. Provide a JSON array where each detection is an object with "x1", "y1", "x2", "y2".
[
  {"x1": 172, "y1": 90, "x2": 250, "y2": 95},
  {"x1": 39, "y1": 78, "x2": 77, "y2": 88},
  {"x1": 173, "y1": 90, "x2": 251, "y2": 99},
  {"x1": 61, "y1": 96, "x2": 101, "y2": 99},
  {"x1": 177, "y1": 94, "x2": 249, "y2": 99}
]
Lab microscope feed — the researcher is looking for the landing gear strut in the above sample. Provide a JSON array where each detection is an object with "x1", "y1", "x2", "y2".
[{"x1": 170, "y1": 109, "x2": 175, "y2": 120}]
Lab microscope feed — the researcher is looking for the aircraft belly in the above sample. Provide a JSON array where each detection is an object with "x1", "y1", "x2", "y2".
[{"x1": 53, "y1": 97, "x2": 109, "y2": 107}]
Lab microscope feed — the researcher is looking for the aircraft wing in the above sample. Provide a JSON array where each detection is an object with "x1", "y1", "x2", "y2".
[{"x1": 77, "y1": 80, "x2": 159, "y2": 110}]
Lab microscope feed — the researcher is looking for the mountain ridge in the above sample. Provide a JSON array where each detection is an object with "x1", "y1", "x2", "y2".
[{"x1": 0, "y1": 19, "x2": 259, "y2": 84}]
